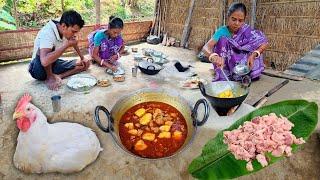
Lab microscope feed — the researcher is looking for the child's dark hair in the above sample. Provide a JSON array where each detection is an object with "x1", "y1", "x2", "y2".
[
  {"x1": 109, "y1": 16, "x2": 124, "y2": 29},
  {"x1": 60, "y1": 10, "x2": 85, "y2": 28},
  {"x1": 227, "y1": 2, "x2": 247, "y2": 17}
]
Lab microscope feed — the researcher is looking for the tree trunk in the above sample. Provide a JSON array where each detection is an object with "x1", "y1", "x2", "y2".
[
  {"x1": 61, "y1": 0, "x2": 64, "y2": 12},
  {"x1": 13, "y1": 0, "x2": 19, "y2": 29},
  {"x1": 120, "y1": 0, "x2": 126, "y2": 7},
  {"x1": 95, "y1": 0, "x2": 101, "y2": 25}
]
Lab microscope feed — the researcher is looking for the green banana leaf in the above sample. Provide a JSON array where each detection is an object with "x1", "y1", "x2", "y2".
[
  {"x1": 0, "y1": 20, "x2": 16, "y2": 30},
  {"x1": 0, "y1": 9, "x2": 16, "y2": 24},
  {"x1": 188, "y1": 100, "x2": 318, "y2": 180}
]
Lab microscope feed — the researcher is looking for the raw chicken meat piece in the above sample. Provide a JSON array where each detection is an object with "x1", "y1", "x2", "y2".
[{"x1": 223, "y1": 113, "x2": 305, "y2": 171}]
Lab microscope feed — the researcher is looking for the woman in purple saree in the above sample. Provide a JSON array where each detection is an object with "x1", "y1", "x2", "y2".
[
  {"x1": 88, "y1": 16, "x2": 125, "y2": 72},
  {"x1": 203, "y1": 3, "x2": 268, "y2": 81}
]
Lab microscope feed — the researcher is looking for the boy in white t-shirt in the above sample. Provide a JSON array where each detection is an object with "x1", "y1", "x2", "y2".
[{"x1": 29, "y1": 10, "x2": 90, "y2": 90}]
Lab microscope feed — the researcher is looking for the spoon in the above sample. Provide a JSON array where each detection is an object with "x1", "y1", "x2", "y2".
[{"x1": 220, "y1": 67, "x2": 237, "y2": 96}]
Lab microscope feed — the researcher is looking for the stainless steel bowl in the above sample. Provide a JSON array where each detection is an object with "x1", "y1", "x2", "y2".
[{"x1": 233, "y1": 64, "x2": 250, "y2": 76}]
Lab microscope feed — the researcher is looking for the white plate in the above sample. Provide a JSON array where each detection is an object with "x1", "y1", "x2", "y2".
[
  {"x1": 179, "y1": 77, "x2": 207, "y2": 89},
  {"x1": 67, "y1": 74, "x2": 97, "y2": 91}
]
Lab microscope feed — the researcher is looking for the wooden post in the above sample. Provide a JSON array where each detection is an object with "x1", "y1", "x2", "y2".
[
  {"x1": 181, "y1": 0, "x2": 195, "y2": 48},
  {"x1": 95, "y1": 0, "x2": 101, "y2": 25},
  {"x1": 13, "y1": 0, "x2": 19, "y2": 29},
  {"x1": 250, "y1": 0, "x2": 257, "y2": 28}
]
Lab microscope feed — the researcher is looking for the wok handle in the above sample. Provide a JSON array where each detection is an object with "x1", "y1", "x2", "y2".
[
  {"x1": 198, "y1": 82, "x2": 207, "y2": 96},
  {"x1": 147, "y1": 65, "x2": 156, "y2": 70},
  {"x1": 94, "y1": 105, "x2": 112, "y2": 133},
  {"x1": 192, "y1": 99, "x2": 210, "y2": 126}
]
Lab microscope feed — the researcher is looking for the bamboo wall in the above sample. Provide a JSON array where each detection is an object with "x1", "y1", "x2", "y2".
[
  {"x1": 0, "y1": 21, "x2": 152, "y2": 62},
  {"x1": 164, "y1": 0, "x2": 319, "y2": 70},
  {"x1": 164, "y1": 0, "x2": 252, "y2": 51},
  {"x1": 256, "y1": 0, "x2": 320, "y2": 70},
  {"x1": 165, "y1": 0, "x2": 222, "y2": 51}
]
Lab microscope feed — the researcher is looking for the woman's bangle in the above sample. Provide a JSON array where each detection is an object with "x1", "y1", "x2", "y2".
[
  {"x1": 253, "y1": 50, "x2": 261, "y2": 58},
  {"x1": 117, "y1": 52, "x2": 120, "y2": 59},
  {"x1": 209, "y1": 53, "x2": 218, "y2": 62},
  {"x1": 100, "y1": 59, "x2": 105, "y2": 66}
]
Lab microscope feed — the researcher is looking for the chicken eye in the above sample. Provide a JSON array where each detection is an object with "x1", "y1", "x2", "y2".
[{"x1": 26, "y1": 107, "x2": 31, "y2": 111}]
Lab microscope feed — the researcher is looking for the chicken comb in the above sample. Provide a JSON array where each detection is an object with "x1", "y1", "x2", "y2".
[{"x1": 15, "y1": 93, "x2": 32, "y2": 112}]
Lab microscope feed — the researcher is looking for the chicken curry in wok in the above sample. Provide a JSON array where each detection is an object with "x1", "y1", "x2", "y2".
[{"x1": 119, "y1": 102, "x2": 188, "y2": 158}]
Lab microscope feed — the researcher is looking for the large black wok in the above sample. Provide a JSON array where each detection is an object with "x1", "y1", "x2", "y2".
[
  {"x1": 199, "y1": 81, "x2": 249, "y2": 115},
  {"x1": 138, "y1": 61, "x2": 163, "y2": 75}
]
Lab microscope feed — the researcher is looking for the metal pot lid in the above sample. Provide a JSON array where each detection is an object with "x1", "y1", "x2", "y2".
[
  {"x1": 151, "y1": 50, "x2": 163, "y2": 57},
  {"x1": 138, "y1": 61, "x2": 162, "y2": 70},
  {"x1": 142, "y1": 48, "x2": 154, "y2": 56},
  {"x1": 233, "y1": 64, "x2": 250, "y2": 76},
  {"x1": 150, "y1": 51, "x2": 168, "y2": 59},
  {"x1": 133, "y1": 53, "x2": 144, "y2": 59}
]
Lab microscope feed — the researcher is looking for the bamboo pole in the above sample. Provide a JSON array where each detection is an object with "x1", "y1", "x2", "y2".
[
  {"x1": 154, "y1": 0, "x2": 160, "y2": 36},
  {"x1": 221, "y1": 0, "x2": 227, "y2": 26},
  {"x1": 95, "y1": 0, "x2": 101, "y2": 25},
  {"x1": 251, "y1": 0, "x2": 257, "y2": 28},
  {"x1": 162, "y1": 0, "x2": 168, "y2": 34},
  {"x1": 150, "y1": 0, "x2": 159, "y2": 35},
  {"x1": 157, "y1": 0, "x2": 161, "y2": 37},
  {"x1": 181, "y1": 0, "x2": 196, "y2": 48}
]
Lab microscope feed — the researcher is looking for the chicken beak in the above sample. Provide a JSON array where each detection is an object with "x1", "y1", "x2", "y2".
[{"x1": 13, "y1": 111, "x2": 23, "y2": 120}]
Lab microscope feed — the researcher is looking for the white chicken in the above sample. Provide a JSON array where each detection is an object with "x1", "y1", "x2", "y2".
[{"x1": 12, "y1": 94, "x2": 102, "y2": 173}]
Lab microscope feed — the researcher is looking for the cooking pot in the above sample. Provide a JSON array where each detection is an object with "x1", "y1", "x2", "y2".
[
  {"x1": 94, "y1": 88, "x2": 209, "y2": 159},
  {"x1": 138, "y1": 61, "x2": 163, "y2": 75},
  {"x1": 199, "y1": 81, "x2": 249, "y2": 115}
]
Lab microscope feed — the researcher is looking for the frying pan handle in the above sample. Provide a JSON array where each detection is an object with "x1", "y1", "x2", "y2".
[
  {"x1": 192, "y1": 99, "x2": 210, "y2": 126},
  {"x1": 198, "y1": 82, "x2": 207, "y2": 96},
  {"x1": 147, "y1": 58, "x2": 154, "y2": 63},
  {"x1": 94, "y1": 105, "x2": 112, "y2": 133}
]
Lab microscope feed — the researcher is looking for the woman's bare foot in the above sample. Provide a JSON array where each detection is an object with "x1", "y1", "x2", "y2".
[
  {"x1": 45, "y1": 74, "x2": 62, "y2": 90},
  {"x1": 75, "y1": 60, "x2": 87, "y2": 72}
]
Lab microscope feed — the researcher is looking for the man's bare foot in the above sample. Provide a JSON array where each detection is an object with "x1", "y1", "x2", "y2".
[{"x1": 45, "y1": 75, "x2": 62, "y2": 90}]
